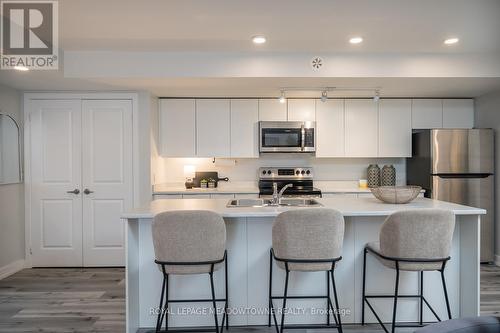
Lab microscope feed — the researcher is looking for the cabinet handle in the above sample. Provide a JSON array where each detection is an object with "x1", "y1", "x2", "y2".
[
  {"x1": 66, "y1": 189, "x2": 80, "y2": 195},
  {"x1": 84, "y1": 189, "x2": 94, "y2": 195}
]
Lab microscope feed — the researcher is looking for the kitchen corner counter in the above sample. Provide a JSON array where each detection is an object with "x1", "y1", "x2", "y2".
[{"x1": 123, "y1": 196, "x2": 485, "y2": 219}]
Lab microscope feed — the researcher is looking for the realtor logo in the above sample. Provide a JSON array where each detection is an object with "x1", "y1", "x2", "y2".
[{"x1": 1, "y1": 0, "x2": 58, "y2": 70}]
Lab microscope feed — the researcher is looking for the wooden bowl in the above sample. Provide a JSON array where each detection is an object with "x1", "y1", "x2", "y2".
[{"x1": 370, "y1": 186, "x2": 422, "y2": 204}]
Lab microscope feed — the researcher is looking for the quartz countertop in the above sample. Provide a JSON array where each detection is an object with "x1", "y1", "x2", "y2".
[{"x1": 123, "y1": 197, "x2": 485, "y2": 219}]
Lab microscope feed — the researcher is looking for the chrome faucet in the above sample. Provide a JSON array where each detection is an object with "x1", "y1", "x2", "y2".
[{"x1": 271, "y1": 182, "x2": 293, "y2": 205}]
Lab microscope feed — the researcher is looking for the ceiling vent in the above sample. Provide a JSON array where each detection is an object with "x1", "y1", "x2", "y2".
[{"x1": 310, "y1": 56, "x2": 323, "y2": 71}]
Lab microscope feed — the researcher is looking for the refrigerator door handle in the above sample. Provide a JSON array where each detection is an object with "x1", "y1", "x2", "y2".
[{"x1": 435, "y1": 173, "x2": 492, "y2": 179}]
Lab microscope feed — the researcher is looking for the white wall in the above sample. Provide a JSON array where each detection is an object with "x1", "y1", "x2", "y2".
[
  {"x1": 0, "y1": 84, "x2": 24, "y2": 270},
  {"x1": 475, "y1": 90, "x2": 500, "y2": 265},
  {"x1": 153, "y1": 156, "x2": 406, "y2": 185}
]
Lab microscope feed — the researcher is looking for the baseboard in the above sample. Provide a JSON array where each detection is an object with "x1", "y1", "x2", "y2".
[
  {"x1": 494, "y1": 255, "x2": 500, "y2": 267},
  {"x1": 0, "y1": 259, "x2": 25, "y2": 280}
]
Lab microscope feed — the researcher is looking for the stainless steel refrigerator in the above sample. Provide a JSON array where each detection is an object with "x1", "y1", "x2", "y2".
[{"x1": 407, "y1": 129, "x2": 494, "y2": 262}]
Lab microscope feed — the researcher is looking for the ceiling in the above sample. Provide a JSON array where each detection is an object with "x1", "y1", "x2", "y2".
[
  {"x1": 58, "y1": 0, "x2": 500, "y2": 53},
  {"x1": 1, "y1": 0, "x2": 500, "y2": 97}
]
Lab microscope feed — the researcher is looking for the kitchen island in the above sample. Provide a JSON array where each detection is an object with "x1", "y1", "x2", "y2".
[{"x1": 123, "y1": 197, "x2": 485, "y2": 333}]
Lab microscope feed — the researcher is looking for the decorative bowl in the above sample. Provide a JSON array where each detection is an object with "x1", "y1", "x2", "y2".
[{"x1": 370, "y1": 186, "x2": 422, "y2": 204}]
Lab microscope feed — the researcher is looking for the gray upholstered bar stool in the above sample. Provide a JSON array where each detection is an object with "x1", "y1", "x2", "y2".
[
  {"x1": 152, "y1": 210, "x2": 228, "y2": 333},
  {"x1": 269, "y1": 208, "x2": 345, "y2": 333},
  {"x1": 362, "y1": 209, "x2": 455, "y2": 333}
]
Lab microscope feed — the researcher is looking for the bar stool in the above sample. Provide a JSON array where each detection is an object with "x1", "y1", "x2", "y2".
[
  {"x1": 268, "y1": 208, "x2": 345, "y2": 333},
  {"x1": 152, "y1": 210, "x2": 228, "y2": 333},
  {"x1": 362, "y1": 209, "x2": 455, "y2": 333}
]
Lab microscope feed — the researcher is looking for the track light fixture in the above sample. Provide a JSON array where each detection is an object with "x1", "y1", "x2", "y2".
[
  {"x1": 279, "y1": 90, "x2": 286, "y2": 104},
  {"x1": 321, "y1": 90, "x2": 328, "y2": 103},
  {"x1": 373, "y1": 90, "x2": 380, "y2": 102}
]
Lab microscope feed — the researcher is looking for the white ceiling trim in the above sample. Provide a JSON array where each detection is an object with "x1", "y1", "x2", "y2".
[{"x1": 64, "y1": 51, "x2": 500, "y2": 79}]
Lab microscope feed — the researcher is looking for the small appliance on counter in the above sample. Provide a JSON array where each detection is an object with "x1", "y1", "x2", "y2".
[{"x1": 258, "y1": 167, "x2": 322, "y2": 198}]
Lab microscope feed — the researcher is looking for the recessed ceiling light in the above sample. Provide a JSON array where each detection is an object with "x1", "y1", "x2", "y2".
[
  {"x1": 349, "y1": 37, "x2": 363, "y2": 44},
  {"x1": 14, "y1": 65, "x2": 29, "y2": 71},
  {"x1": 444, "y1": 37, "x2": 459, "y2": 45},
  {"x1": 252, "y1": 35, "x2": 266, "y2": 44}
]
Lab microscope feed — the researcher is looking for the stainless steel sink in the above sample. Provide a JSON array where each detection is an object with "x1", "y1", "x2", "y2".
[{"x1": 226, "y1": 198, "x2": 322, "y2": 207}]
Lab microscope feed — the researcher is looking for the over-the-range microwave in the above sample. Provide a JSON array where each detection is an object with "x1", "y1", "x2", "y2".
[{"x1": 259, "y1": 121, "x2": 316, "y2": 153}]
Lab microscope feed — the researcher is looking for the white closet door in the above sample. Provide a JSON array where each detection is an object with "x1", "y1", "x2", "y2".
[
  {"x1": 29, "y1": 99, "x2": 83, "y2": 267},
  {"x1": 81, "y1": 100, "x2": 133, "y2": 266}
]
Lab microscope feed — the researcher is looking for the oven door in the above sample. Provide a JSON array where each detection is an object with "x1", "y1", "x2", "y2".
[{"x1": 259, "y1": 121, "x2": 315, "y2": 153}]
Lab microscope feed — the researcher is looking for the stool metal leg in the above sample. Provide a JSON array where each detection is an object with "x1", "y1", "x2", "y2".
[
  {"x1": 391, "y1": 263, "x2": 400, "y2": 333},
  {"x1": 268, "y1": 250, "x2": 273, "y2": 327},
  {"x1": 164, "y1": 274, "x2": 169, "y2": 331},
  {"x1": 440, "y1": 269, "x2": 452, "y2": 320},
  {"x1": 280, "y1": 267, "x2": 290, "y2": 333},
  {"x1": 224, "y1": 256, "x2": 229, "y2": 330},
  {"x1": 326, "y1": 270, "x2": 330, "y2": 326},
  {"x1": 156, "y1": 275, "x2": 166, "y2": 332},
  {"x1": 419, "y1": 271, "x2": 424, "y2": 326},
  {"x1": 209, "y1": 268, "x2": 219, "y2": 333},
  {"x1": 361, "y1": 248, "x2": 367, "y2": 326},
  {"x1": 330, "y1": 269, "x2": 343, "y2": 333}
]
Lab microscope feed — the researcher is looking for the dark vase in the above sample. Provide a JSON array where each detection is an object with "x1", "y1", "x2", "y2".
[{"x1": 367, "y1": 164, "x2": 380, "y2": 188}]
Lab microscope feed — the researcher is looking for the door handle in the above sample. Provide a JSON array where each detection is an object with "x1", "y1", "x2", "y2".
[
  {"x1": 83, "y1": 189, "x2": 94, "y2": 195},
  {"x1": 66, "y1": 189, "x2": 80, "y2": 195}
]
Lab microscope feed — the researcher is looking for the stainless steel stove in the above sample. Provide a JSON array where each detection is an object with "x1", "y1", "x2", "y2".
[{"x1": 258, "y1": 167, "x2": 322, "y2": 198}]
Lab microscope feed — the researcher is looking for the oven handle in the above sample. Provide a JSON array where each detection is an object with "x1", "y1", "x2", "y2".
[{"x1": 301, "y1": 124, "x2": 305, "y2": 151}]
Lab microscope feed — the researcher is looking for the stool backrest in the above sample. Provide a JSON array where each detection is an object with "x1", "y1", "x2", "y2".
[
  {"x1": 380, "y1": 209, "x2": 455, "y2": 260},
  {"x1": 272, "y1": 208, "x2": 345, "y2": 261},
  {"x1": 152, "y1": 210, "x2": 226, "y2": 264}
]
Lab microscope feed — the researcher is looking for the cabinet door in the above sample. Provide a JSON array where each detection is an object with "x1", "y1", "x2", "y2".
[
  {"x1": 258, "y1": 99, "x2": 287, "y2": 121},
  {"x1": 159, "y1": 99, "x2": 196, "y2": 157},
  {"x1": 230, "y1": 99, "x2": 259, "y2": 158},
  {"x1": 443, "y1": 99, "x2": 474, "y2": 129},
  {"x1": 411, "y1": 99, "x2": 443, "y2": 129},
  {"x1": 29, "y1": 99, "x2": 83, "y2": 267},
  {"x1": 378, "y1": 99, "x2": 412, "y2": 157},
  {"x1": 287, "y1": 99, "x2": 316, "y2": 121},
  {"x1": 82, "y1": 100, "x2": 133, "y2": 266},
  {"x1": 316, "y1": 99, "x2": 345, "y2": 157},
  {"x1": 345, "y1": 99, "x2": 378, "y2": 157},
  {"x1": 196, "y1": 99, "x2": 231, "y2": 157}
]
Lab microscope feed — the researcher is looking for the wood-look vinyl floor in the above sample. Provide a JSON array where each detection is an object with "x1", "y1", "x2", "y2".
[{"x1": 0, "y1": 265, "x2": 499, "y2": 333}]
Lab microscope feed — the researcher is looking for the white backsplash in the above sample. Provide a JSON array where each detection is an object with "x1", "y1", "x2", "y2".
[{"x1": 153, "y1": 156, "x2": 406, "y2": 186}]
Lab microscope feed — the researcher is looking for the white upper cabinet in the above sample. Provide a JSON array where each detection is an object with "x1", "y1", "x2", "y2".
[
  {"x1": 196, "y1": 99, "x2": 231, "y2": 157},
  {"x1": 411, "y1": 99, "x2": 443, "y2": 129},
  {"x1": 230, "y1": 99, "x2": 259, "y2": 158},
  {"x1": 345, "y1": 99, "x2": 378, "y2": 157},
  {"x1": 159, "y1": 99, "x2": 196, "y2": 157},
  {"x1": 378, "y1": 99, "x2": 412, "y2": 157},
  {"x1": 258, "y1": 99, "x2": 287, "y2": 121},
  {"x1": 287, "y1": 99, "x2": 316, "y2": 121},
  {"x1": 443, "y1": 99, "x2": 474, "y2": 128},
  {"x1": 316, "y1": 99, "x2": 345, "y2": 157}
]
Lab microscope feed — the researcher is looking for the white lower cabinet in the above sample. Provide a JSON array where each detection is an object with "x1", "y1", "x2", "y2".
[
  {"x1": 28, "y1": 97, "x2": 133, "y2": 267},
  {"x1": 345, "y1": 99, "x2": 378, "y2": 157},
  {"x1": 378, "y1": 99, "x2": 411, "y2": 157}
]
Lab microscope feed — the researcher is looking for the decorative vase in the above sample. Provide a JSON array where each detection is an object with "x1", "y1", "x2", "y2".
[
  {"x1": 367, "y1": 164, "x2": 380, "y2": 188},
  {"x1": 381, "y1": 165, "x2": 396, "y2": 186}
]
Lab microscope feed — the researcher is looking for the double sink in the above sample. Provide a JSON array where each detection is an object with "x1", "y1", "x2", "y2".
[{"x1": 227, "y1": 198, "x2": 322, "y2": 208}]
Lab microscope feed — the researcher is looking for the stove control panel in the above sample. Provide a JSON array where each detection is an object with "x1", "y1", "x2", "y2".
[{"x1": 259, "y1": 167, "x2": 313, "y2": 180}]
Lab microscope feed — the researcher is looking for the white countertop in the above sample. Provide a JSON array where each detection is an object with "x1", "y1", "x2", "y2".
[{"x1": 123, "y1": 197, "x2": 485, "y2": 219}]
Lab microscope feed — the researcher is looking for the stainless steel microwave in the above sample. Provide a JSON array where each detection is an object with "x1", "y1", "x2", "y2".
[{"x1": 259, "y1": 121, "x2": 316, "y2": 153}]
